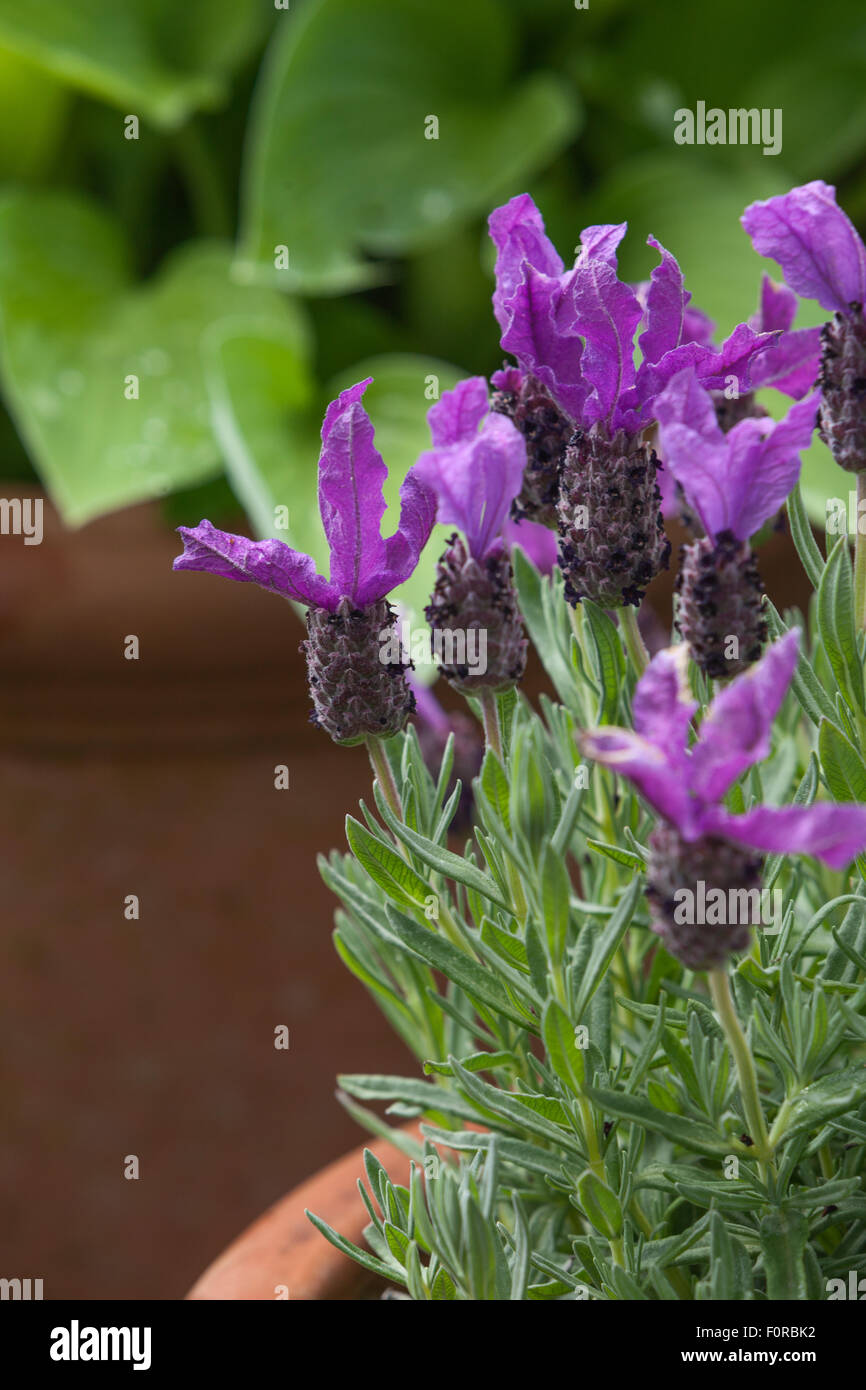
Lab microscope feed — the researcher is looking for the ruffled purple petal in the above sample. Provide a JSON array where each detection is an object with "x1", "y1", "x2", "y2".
[
  {"x1": 683, "y1": 304, "x2": 716, "y2": 346},
  {"x1": 499, "y1": 265, "x2": 588, "y2": 422},
  {"x1": 502, "y1": 516, "x2": 558, "y2": 573},
  {"x1": 570, "y1": 256, "x2": 641, "y2": 427},
  {"x1": 722, "y1": 391, "x2": 819, "y2": 538},
  {"x1": 632, "y1": 645, "x2": 697, "y2": 758},
  {"x1": 489, "y1": 194, "x2": 564, "y2": 337},
  {"x1": 414, "y1": 411, "x2": 526, "y2": 560},
  {"x1": 318, "y1": 378, "x2": 391, "y2": 604},
  {"x1": 174, "y1": 521, "x2": 337, "y2": 610},
  {"x1": 635, "y1": 323, "x2": 778, "y2": 419},
  {"x1": 638, "y1": 236, "x2": 690, "y2": 366},
  {"x1": 428, "y1": 376, "x2": 489, "y2": 447},
  {"x1": 579, "y1": 727, "x2": 696, "y2": 834},
  {"x1": 753, "y1": 274, "x2": 798, "y2": 333},
  {"x1": 690, "y1": 631, "x2": 800, "y2": 802},
  {"x1": 741, "y1": 181, "x2": 866, "y2": 316},
  {"x1": 577, "y1": 223, "x2": 628, "y2": 268},
  {"x1": 748, "y1": 325, "x2": 821, "y2": 398},
  {"x1": 368, "y1": 470, "x2": 437, "y2": 605},
  {"x1": 654, "y1": 369, "x2": 731, "y2": 537},
  {"x1": 701, "y1": 802, "x2": 866, "y2": 871}
]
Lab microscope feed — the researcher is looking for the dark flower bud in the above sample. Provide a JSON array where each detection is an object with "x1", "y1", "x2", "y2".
[
  {"x1": 302, "y1": 598, "x2": 414, "y2": 746},
  {"x1": 676, "y1": 531, "x2": 766, "y2": 679},
  {"x1": 490, "y1": 373, "x2": 571, "y2": 528},
  {"x1": 556, "y1": 425, "x2": 671, "y2": 608},
  {"x1": 818, "y1": 302, "x2": 866, "y2": 472},
  {"x1": 425, "y1": 533, "x2": 527, "y2": 694},
  {"x1": 646, "y1": 822, "x2": 763, "y2": 970}
]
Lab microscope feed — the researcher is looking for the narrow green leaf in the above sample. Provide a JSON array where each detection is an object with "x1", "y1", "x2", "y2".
[
  {"x1": 573, "y1": 878, "x2": 641, "y2": 1023},
  {"x1": 759, "y1": 1210, "x2": 808, "y2": 1300}
]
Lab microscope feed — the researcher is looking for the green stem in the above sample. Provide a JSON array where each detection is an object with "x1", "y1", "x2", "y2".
[
  {"x1": 619, "y1": 604, "x2": 650, "y2": 677},
  {"x1": 708, "y1": 968, "x2": 773, "y2": 1172},
  {"x1": 479, "y1": 687, "x2": 502, "y2": 760},
  {"x1": 367, "y1": 737, "x2": 402, "y2": 821},
  {"x1": 855, "y1": 472, "x2": 866, "y2": 632},
  {"x1": 477, "y1": 688, "x2": 528, "y2": 920}
]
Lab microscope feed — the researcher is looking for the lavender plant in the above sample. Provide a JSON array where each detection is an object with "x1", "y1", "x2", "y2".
[{"x1": 175, "y1": 184, "x2": 866, "y2": 1302}]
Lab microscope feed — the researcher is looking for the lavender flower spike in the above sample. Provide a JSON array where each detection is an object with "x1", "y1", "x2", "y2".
[
  {"x1": 742, "y1": 182, "x2": 866, "y2": 471},
  {"x1": 655, "y1": 368, "x2": 819, "y2": 678},
  {"x1": 174, "y1": 379, "x2": 436, "y2": 745},
  {"x1": 579, "y1": 633, "x2": 866, "y2": 968},
  {"x1": 413, "y1": 377, "x2": 528, "y2": 693}
]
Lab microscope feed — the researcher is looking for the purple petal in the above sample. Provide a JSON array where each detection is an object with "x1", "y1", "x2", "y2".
[
  {"x1": 491, "y1": 365, "x2": 524, "y2": 394},
  {"x1": 722, "y1": 391, "x2": 819, "y2": 538},
  {"x1": 741, "y1": 181, "x2": 866, "y2": 315},
  {"x1": 690, "y1": 631, "x2": 800, "y2": 802},
  {"x1": 489, "y1": 194, "x2": 564, "y2": 336},
  {"x1": 635, "y1": 323, "x2": 779, "y2": 417},
  {"x1": 702, "y1": 803, "x2": 866, "y2": 871},
  {"x1": 499, "y1": 264, "x2": 587, "y2": 422},
  {"x1": 753, "y1": 274, "x2": 798, "y2": 333},
  {"x1": 577, "y1": 223, "x2": 628, "y2": 268},
  {"x1": 174, "y1": 521, "x2": 337, "y2": 609},
  {"x1": 578, "y1": 726, "x2": 696, "y2": 834},
  {"x1": 638, "y1": 236, "x2": 689, "y2": 365},
  {"x1": 683, "y1": 304, "x2": 717, "y2": 346},
  {"x1": 370, "y1": 470, "x2": 437, "y2": 605},
  {"x1": 748, "y1": 325, "x2": 821, "y2": 398},
  {"x1": 632, "y1": 645, "x2": 697, "y2": 755},
  {"x1": 503, "y1": 516, "x2": 558, "y2": 573},
  {"x1": 570, "y1": 257, "x2": 641, "y2": 426},
  {"x1": 414, "y1": 412, "x2": 526, "y2": 559},
  {"x1": 428, "y1": 376, "x2": 489, "y2": 447},
  {"x1": 318, "y1": 378, "x2": 390, "y2": 604},
  {"x1": 654, "y1": 369, "x2": 731, "y2": 537}
]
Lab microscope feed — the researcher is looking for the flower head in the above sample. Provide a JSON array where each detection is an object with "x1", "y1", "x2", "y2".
[
  {"x1": 655, "y1": 368, "x2": 819, "y2": 543},
  {"x1": 413, "y1": 376, "x2": 527, "y2": 559},
  {"x1": 174, "y1": 378, "x2": 436, "y2": 612},
  {"x1": 488, "y1": 194, "x2": 778, "y2": 436},
  {"x1": 580, "y1": 633, "x2": 866, "y2": 869}
]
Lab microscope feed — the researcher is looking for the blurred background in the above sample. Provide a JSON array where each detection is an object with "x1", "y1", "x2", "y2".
[{"x1": 0, "y1": 0, "x2": 862, "y2": 1298}]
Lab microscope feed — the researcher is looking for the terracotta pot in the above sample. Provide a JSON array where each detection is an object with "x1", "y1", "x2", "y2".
[{"x1": 187, "y1": 1129, "x2": 415, "y2": 1300}]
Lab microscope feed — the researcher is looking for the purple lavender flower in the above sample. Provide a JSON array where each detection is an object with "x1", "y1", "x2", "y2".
[
  {"x1": 413, "y1": 376, "x2": 528, "y2": 692},
  {"x1": 742, "y1": 182, "x2": 866, "y2": 472},
  {"x1": 580, "y1": 633, "x2": 866, "y2": 967},
  {"x1": 487, "y1": 195, "x2": 778, "y2": 609},
  {"x1": 655, "y1": 368, "x2": 819, "y2": 678},
  {"x1": 174, "y1": 378, "x2": 436, "y2": 746}
]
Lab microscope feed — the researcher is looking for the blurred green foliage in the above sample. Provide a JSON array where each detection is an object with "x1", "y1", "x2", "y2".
[{"x1": 0, "y1": 0, "x2": 863, "y2": 577}]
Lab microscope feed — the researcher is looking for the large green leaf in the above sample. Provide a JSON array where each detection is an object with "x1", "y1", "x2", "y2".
[
  {"x1": 237, "y1": 0, "x2": 579, "y2": 292},
  {"x1": 0, "y1": 0, "x2": 267, "y2": 126},
  {"x1": 0, "y1": 192, "x2": 310, "y2": 525}
]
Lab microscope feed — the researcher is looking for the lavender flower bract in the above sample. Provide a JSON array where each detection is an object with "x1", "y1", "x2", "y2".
[{"x1": 174, "y1": 379, "x2": 436, "y2": 746}]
